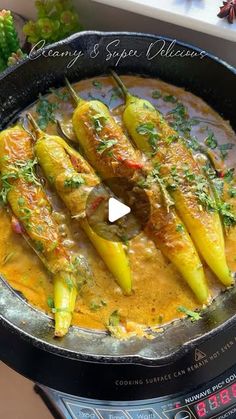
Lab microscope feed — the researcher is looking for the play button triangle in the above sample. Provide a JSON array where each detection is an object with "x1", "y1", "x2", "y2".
[
  {"x1": 85, "y1": 177, "x2": 151, "y2": 242},
  {"x1": 108, "y1": 197, "x2": 131, "y2": 223}
]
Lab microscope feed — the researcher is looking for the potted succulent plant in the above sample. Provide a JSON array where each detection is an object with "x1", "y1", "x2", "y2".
[{"x1": 0, "y1": 0, "x2": 83, "y2": 72}]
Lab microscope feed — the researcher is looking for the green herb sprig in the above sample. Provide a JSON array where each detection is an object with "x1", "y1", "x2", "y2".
[
  {"x1": 136, "y1": 122, "x2": 160, "y2": 152},
  {"x1": 177, "y1": 306, "x2": 202, "y2": 322},
  {"x1": 64, "y1": 175, "x2": 85, "y2": 188},
  {"x1": 0, "y1": 159, "x2": 40, "y2": 206},
  {"x1": 167, "y1": 102, "x2": 199, "y2": 138},
  {"x1": 92, "y1": 80, "x2": 103, "y2": 90},
  {"x1": 91, "y1": 114, "x2": 108, "y2": 132},
  {"x1": 109, "y1": 310, "x2": 120, "y2": 326},
  {"x1": 109, "y1": 87, "x2": 123, "y2": 104},
  {"x1": 89, "y1": 300, "x2": 107, "y2": 312},
  {"x1": 219, "y1": 143, "x2": 235, "y2": 160},
  {"x1": 47, "y1": 296, "x2": 54, "y2": 309},
  {"x1": 205, "y1": 132, "x2": 218, "y2": 149},
  {"x1": 36, "y1": 95, "x2": 59, "y2": 130},
  {"x1": 16, "y1": 158, "x2": 41, "y2": 186},
  {"x1": 96, "y1": 139, "x2": 118, "y2": 155}
]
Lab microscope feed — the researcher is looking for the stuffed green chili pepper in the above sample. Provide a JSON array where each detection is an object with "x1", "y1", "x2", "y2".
[
  {"x1": 27, "y1": 113, "x2": 132, "y2": 295},
  {"x1": 0, "y1": 125, "x2": 90, "y2": 337},
  {"x1": 65, "y1": 78, "x2": 210, "y2": 304},
  {"x1": 110, "y1": 71, "x2": 233, "y2": 289}
]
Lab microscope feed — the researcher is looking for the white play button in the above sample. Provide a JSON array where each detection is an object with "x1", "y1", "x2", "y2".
[
  {"x1": 108, "y1": 197, "x2": 131, "y2": 223},
  {"x1": 85, "y1": 177, "x2": 151, "y2": 241}
]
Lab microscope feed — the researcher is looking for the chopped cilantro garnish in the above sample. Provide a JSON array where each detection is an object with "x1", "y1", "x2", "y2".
[
  {"x1": 203, "y1": 163, "x2": 218, "y2": 184},
  {"x1": 73, "y1": 255, "x2": 84, "y2": 268},
  {"x1": 0, "y1": 155, "x2": 9, "y2": 162},
  {"x1": 96, "y1": 139, "x2": 117, "y2": 154},
  {"x1": 36, "y1": 95, "x2": 59, "y2": 129},
  {"x1": 64, "y1": 175, "x2": 85, "y2": 188},
  {"x1": 136, "y1": 122, "x2": 157, "y2": 136},
  {"x1": 136, "y1": 122, "x2": 160, "y2": 151},
  {"x1": 34, "y1": 240, "x2": 44, "y2": 252},
  {"x1": 169, "y1": 102, "x2": 188, "y2": 119},
  {"x1": 109, "y1": 310, "x2": 120, "y2": 326},
  {"x1": 204, "y1": 167, "x2": 236, "y2": 228},
  {"x1": 18, "y1": 197, "x2": 25, "y2": 206},
  {"x1": 224, "y1": 168, "x2": 234, "y2": 183},
  {"x1": 109, "y1": 86, "x2": 123, "y2": 104},
  {"x1": 177, "y1": 306, "x2": 202, "y2": 322},
  {"x1": 47, "y1": 296, "x2": 54, "y2": 309},
  {"x1": 186, "y1": 136, "x2": 200, "y2": 151},
  {"x1": 218, "y1": 143, "x2": 235, "y2": 160},
  {"x1": 205, "y1": 132, "x2": 218, "y2": 149},
  {"x1": 163, "y1": 94, "x2": 177, "y2": 103},
  {"x1": 228, "y1": 187, "x2": 236, "y2": 198},
  {"x1": 167, "y1": 165, "x2": 180, "y2": 190},
  {"x1": 151, "y1": 89, "x2": 162, "y2": 99},
  {"x1": 120, "y1": 235, "x2": 130, "y2": 246},
  {"x1": 184, "y1": 168, "x2": 196, "y2": 182},
  {"x1": 0, "y1": 172, "x2": 18, "y2": 204},
  {"x1": 212, "y1": 178, "x2": 224, "y2": 197},
  {"x1": 187, "y1": 173, "x2": 215, "y2": 212},
  {"x1": 218, "y1": 201, "x2": 236, "y2": 227},
  {"x1": 15, "y1": 158, "x2": 41, "y2": 186},
  {"x1": 195, "y1": 185, "x2": 215, "y2": 211},
  {"x1": 49, "y1": 88, "x2": 69, "y2": 101},
  {"x1": 68, "y1": 255, "x2": 91, "y2": 289},
  {"x1": 151, "y1": 166, "x2": 174, "y2": 211},
  {"x1": 91, "y1": 113, "x2": 107, "y2": 132},
  {"x1": 168, "y1": 102, "x2": 199, "y2": 137},
  {"x1": 65, "y1": 274, "x2": 74, "y2": 291},
  {"x1": 19, "y1": 207, "x2": 31, "y2": 223},
  {"x1": 92, "y1": 80, "x2": 102, "y2": 89},
  {"x1": 137, "y1": 177, "x2": 150, "y2": 189},
  {"x1": 89, "y1": 300, "x2": 107, "y2": 311},
  {"x1": 176, "y1": 224, "x2": 184, "y2": 233},
  {"x1": 166, "y1": 134, "x2": 178, "y2": 144},
  {"x1": 36, "y1": 225, "x2": 44, "y2": 233}
]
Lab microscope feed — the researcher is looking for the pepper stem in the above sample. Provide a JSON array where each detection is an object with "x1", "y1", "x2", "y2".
[
  {"x1": 26, "y1": 113, "x2": 43, "y2": 139},
  {"x1": 110, "y1": 70, "x2": 131, "y2": 101},
  {"x1": 65, "y1": 77, "x2": 83, "y2": 106}
]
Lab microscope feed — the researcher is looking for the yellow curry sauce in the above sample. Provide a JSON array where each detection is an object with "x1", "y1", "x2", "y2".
[{"x1": 1, "y1": 76, "x2": 236, "y2": 332}]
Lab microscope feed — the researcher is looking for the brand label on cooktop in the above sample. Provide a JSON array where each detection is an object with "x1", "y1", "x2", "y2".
[
  {"x1": 37, "y1": 363, "x2": 236, "y2": 419},
  {"x1": 35, "y1": 366, "x2": 236, "y2": 419}
]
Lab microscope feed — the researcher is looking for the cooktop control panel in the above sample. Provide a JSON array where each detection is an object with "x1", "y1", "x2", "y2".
[{"x1": 37, "y1": 364, "x2": 236, "y2": 419}]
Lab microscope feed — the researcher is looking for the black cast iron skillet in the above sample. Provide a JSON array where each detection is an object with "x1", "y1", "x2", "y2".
[{"x1": 0, "y1": 31, "x2": 236, "y2": 400}]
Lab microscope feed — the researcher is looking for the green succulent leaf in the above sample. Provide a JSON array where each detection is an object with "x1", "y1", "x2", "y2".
[{"x1": 23, "y1": 0, "x2": 83, "y2": 45}]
